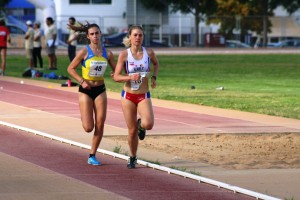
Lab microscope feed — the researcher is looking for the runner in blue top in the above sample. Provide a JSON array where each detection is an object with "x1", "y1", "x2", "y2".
[{"x1": 67, "y1": 22, "x2": 115, "y2": 166}]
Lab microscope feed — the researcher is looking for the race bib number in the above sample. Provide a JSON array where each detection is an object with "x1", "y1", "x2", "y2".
[
  {"x1": 88, "y1": 60, "x2": 107, "y2": 77},
  {"x1": 130, "y1": 72, "x2": 149, "y2": 90}
]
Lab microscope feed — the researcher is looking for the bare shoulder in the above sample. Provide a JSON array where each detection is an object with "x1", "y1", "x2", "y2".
[
  {"x1": 106, "y1": 49, "x2": 114, "y2": 58},
  {"x1": 80, "y1": 45, "x2": 88, "y2": 53},
  {"x1": 118, "y1": 49, "x2": 128, "y2": 60},
  {"x1": 77, "y1": 45, "x2": 88, "y2": 58},
  {"x1": 145, "y1": 47, "x2": 155, "y2": 56}
]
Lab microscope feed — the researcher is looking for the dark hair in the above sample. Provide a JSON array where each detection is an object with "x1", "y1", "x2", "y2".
[
  {"x1": 72, "y1": 22, "x2": 101, "y2": 44},
  {"x1": 0, "y1": 19, "x2": 5, "y2": 26},
  {"x1": 34, "y1": 21, "x2": 41, "y2": 28},
  {"x1": 46, "y1": 17, "x2": 54, "y2": 23},
  {"x1": 69, "y1": 17, "x2": 76, "y2": 22},
  {"x1": 85, "y1": 23, "x2": 100, "y2": 35}
]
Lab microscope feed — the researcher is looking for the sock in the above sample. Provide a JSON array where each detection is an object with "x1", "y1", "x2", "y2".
[{"x1": 89, "y1": 154, "x2": 95, "y2": 158}]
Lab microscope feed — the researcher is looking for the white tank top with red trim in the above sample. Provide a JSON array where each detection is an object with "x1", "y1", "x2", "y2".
[{"x1": 125, "y1": 47, "x2": 150, "y2": 90}]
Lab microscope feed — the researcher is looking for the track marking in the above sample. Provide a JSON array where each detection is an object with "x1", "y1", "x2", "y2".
[
  {"x1": 0, "y1": 120, "x2": 281, "y2": 200},
  {"x1": 2, "y1": 88, "x2": 215, "y2": 129},
  {"x1": 1, "y1": 88, "x2": 123, "y2": 114},
  {"x1": 155, "y1": 117, "x2": 224, "y2": 132}
]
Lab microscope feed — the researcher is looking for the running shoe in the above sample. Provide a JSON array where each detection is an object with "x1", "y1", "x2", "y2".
[
  {"x1": 127, "y1": 156, "x2": 137, "y2": 169},
  {"x1": 88, "y1": 155, "x2": 101, "y2": 166},
  {"x1": 137, "y1": 118, "x2": 146, "y2": 140}
]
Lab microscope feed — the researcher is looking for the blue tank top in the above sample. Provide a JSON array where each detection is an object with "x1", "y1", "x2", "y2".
[{"x1": 81, "y1": 45, "x2": 108, "y2": 81}]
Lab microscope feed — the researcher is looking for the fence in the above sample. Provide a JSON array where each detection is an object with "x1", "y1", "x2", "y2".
[
  {"x1": 7, "y1": 12, "x2": 300, "y2": 48},
  {"x1": 74, "y1": 15, "x2": 300, "y2": 47}
]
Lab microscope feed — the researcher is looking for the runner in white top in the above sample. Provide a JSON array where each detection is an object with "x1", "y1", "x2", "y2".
[
  {"x1": 113, "y1": 25, "x2": 159, "y2": 169},
  {"x1": 45, "y1": 17, "x2": 57, "y2": 70},
  {"x1": 33, "y1": 21, "x2": 43, "y2": 68},
  {"x1": 67, "y1": 17, "x2": 79, "y2": 62},
  {"x1": 126, "y1": 46, "x2": 150, "y2": 90},
  {"x1": 24, "y1": 20, "x2": 34, "y2": 68}
]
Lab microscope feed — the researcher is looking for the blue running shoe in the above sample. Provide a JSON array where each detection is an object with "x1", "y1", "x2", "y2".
[
  {"x1": 88, "y1": 156, "x2": 101, "y2": 165},
  {"x1": 137, "y1": 118, "x2": 146, "y2": 140}
]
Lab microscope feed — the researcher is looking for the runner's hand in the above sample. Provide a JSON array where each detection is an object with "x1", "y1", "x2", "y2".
[{"x1": 151, "y1": 78, "x2": 156, "y2": 88}]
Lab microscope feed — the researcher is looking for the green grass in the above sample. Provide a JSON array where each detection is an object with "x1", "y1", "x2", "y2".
[
  {"x1": 141, "y1": 158, "x2": 161, "y2": 165},
  {"x1": 4, "y1": 54, "x2": 300, "y2": 119},
  {"x1": 169, "y1": 166, "x2": 202, "y2": 176},
  {"x1": 112, "y1": 145, "x2": 122, "y2": 153}
]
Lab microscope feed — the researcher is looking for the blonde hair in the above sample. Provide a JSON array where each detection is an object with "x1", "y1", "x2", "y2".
[{"x1": 122, "y1": 25, "x2": 144, "y2": 47}]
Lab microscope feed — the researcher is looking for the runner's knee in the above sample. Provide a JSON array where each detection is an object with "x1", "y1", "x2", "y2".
[
  {"x1": 142, "y1": 120, "x2": 154, "y2": 130},
  {"x1": 82, "y1": 123, "x2": 94, "y2": 133}
]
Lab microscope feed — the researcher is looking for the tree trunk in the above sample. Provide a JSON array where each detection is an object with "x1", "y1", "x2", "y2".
[
  {"x1": 262, "y1": 0, "x2": 268, "y2": 47},
  {"x1": 194, "y1": 7, "x2": 200, "y2": 47}
]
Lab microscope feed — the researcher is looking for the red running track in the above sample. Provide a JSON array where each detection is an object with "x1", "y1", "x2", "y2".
[
  {"x1": 0, "y1": 79, "x2": 270, "y2": 199},
  {"x1": 0, "y1": 125, "x2": 254, "y2": 200},
  {"x1": 0, "y1": 80, "x2": 298, "y2": 135}
]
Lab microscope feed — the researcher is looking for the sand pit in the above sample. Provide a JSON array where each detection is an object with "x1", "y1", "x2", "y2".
[{"x1": 109, "y1": 132, "x2": 300, "y2": 170}]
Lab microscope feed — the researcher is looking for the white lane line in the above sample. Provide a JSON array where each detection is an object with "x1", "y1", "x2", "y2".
[
  {"x1": 2, "y1": 87, "x2": 224, "y2": 131},
  {"x1": 1, "y1": 88, "x2": 123, "y2": 114},
  {"x1": 0, "y1": 120, "x2": 281, "y2": 200},
  {"x1": 2, "y1": 88, "x2": 78, "y2": 104},
  {"x1": 155, "y1": 118, "x2": 223, "y2": 132}
]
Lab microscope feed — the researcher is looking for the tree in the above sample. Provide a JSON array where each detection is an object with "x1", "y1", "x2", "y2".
[
  {"x1": 269, "y1": 0, "x2": 300, "y2": 13},
  {"x1": 211, "y1": 0, "x2": 300, "y2": 46},
  {"x1": 139, "y1": 0, "x2": 167, "y2": 12},
  {"x1": 266, "y1": 0, "x2": 300, "y2": 46},
  {"x1": 208, "y1": 0, "x2": 271, "y2": 44},
  {"x1": 168, "y1": 0, "x2": 218, "y2": 47},
  {"x1": 140, "y1": 0, "x2": 218, "y2": 47},
  {"x1": 0, "y1": 0, "x2": 11, "y2": 9},
  {"x1": 0, "y1": 0, "x2": 11, "y2": 16},
  {"x1": 140, "y1": 0, "x2": 300, "y2": 47}
]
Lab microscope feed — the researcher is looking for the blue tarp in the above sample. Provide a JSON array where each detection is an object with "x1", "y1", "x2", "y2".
[
  {"x1": 7, "y1": 16, "x2": 27, "y2": 32},
  {"x1": 5, "y1": 0, "x2": 35, "y2": 9}
]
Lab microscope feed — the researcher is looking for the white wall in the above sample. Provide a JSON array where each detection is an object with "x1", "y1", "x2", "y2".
[
  {"x1": 57, "y1": 0, "x2": 127, "y2": 34},
  {"x1": 35, "y1": 0, "x2": 127, "y2": 34}
]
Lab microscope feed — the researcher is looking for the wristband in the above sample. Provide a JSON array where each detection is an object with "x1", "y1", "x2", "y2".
[
  {"x1": 151, "y1": 76, "x2": 156, "y2": 81},
  {"x1": 79, "y1": 78, "x2": 84, "y2": 85}
]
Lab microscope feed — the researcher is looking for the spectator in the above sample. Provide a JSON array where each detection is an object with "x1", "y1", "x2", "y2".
[
  {"x1": 67, "y1": 17, "x2": 79, "y2": 62},
  {"x1": 33, "y1": 21, "x2": 43, "y2": 69},
  {"x1": 45, "y1": 17, "x2": 57, "y2": 70},
  {"x1": 0, "y1": 19, "x2": 11, "y2": 76},
  {"x1": 24, "y1": 20, "x2": 34, "y2": 69}
]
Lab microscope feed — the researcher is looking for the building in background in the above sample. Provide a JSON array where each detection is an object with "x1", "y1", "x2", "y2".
[
  {"x1": 4, "y1": 0, "x2": 35, "y2": 31},
  {"x1": 3, "y1": 0, "x2": 300, "y2": 47}
]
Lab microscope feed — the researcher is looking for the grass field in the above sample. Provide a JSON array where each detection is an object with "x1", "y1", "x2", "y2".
[{"x1": 4, "y1": 53, "x2": 300, "y2": 119}]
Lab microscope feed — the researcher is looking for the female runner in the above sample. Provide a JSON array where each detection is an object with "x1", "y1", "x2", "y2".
[
  {"x1": 113, "y1": 25, "x2": 159, "y2": 169},
  {"x1": 67, "y1": 23, "x2": 115, "y2": 165}
]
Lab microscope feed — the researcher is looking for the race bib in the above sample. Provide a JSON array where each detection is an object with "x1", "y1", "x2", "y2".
[
  {"x1": 88, "y1": 60, "x2": 107, "y2": 77},
  {"x1": 130, "y1": 72, "x2": 149, "y2": 90}
]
